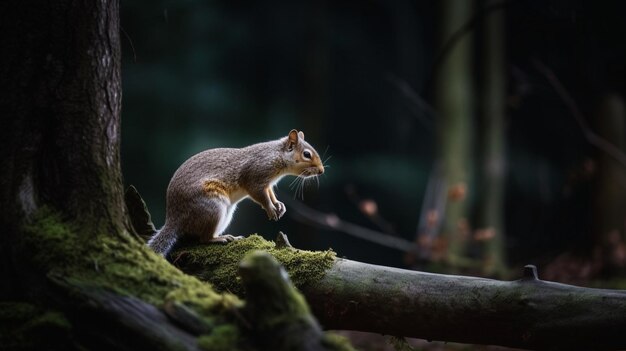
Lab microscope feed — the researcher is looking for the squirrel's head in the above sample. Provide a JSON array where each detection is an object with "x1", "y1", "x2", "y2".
[{"x1": 282, "y1": 129, "x2": 324, "y2": 177}]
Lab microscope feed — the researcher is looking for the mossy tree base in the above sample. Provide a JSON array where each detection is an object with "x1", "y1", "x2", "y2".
[
  {"x1": 12, "y1": 208, "x2": 244, "y2": 350},
  {"x1": 5, "y1": 208, "x2": 352, "y2": 350}
]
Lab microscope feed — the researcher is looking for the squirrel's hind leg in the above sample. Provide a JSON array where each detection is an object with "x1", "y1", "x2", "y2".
[
  {"x1": 197, "y1": 196, "x2": 242, "y2": 244},
  {"x1": 207, "y1": 234, "x2": 244, "y2": 243},
  {"x1": 211, "y1": 203, "x2": 244, "y2": 243}
]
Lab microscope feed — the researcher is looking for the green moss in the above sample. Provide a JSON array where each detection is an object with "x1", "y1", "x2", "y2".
[
  {"x1": 198, "y1": 325, "x2": 241, "y2": 351},
  {"x1": 239, "y1": 251, "x2": 353, "y2": 351},
  {"x1": 19, "y1": 208, "x2": 228, "y2": 308},
  {"x1": 18, "y1": 207, "x2": 242, "y2": 342},
  {"x1": 388, "y1": 336, "x2": 419, "y2": 351},
  {"x1": 18, "y1": 208, "x2": 349, "y2": 350},
  {"x1": 85, "y1": 234, "x2": 227, "y2": 310},
  {"x1": 322, "y1": 333, "x2": 358, "y2": 351},
  {"x1": 0, "y1": 302, "x2": 38, "y2": 321},
  {"x1": 173, "y1": 234, "x2": 336, "y2": 295},
  {"x1": 20, "y1": 209, "x2": 83, "y2": 269},
  {"x1": 0, "y1": 301, "x2": 73, "y2": 350},
  {"x1": 239, "y1": 250, "x2": 312, "y2": 322},
  {"x1": 239, "y1": 251, "x2": 318, "y2": 349}
]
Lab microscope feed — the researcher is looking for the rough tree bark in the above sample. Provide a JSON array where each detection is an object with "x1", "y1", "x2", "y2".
[
  {"x1": 0, "y1": 0, "x2": 128, "y2": 296},
  {"x1": 0, "y1": 0, "x2": 127, "y2": 236}
]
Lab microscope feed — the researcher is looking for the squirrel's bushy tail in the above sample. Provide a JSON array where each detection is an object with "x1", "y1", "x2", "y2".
[{"x1": 147, "y1": 224, "x2": 178, "y2": 256}]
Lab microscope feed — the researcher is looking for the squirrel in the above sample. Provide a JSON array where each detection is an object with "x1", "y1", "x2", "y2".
[{"x1": 147, "y1": 129, "x2": 325, "y2": 256}]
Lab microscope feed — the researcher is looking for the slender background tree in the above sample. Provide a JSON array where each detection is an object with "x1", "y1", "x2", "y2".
[{"x1": 435, "y1": 0, "x2": 475, "y2": 270}]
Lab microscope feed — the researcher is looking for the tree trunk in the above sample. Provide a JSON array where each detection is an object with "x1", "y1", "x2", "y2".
[
  {"x1": 0, "y1": 0, "x2": 127, "y2": 235},
  {"x1": 476, "y1": 0, "x2": 507, "y2": 276},
  {"x1": 592, "y1": 94, "x2": 626, "y2": 274},
  {"x1": 0, "y1": 0, "x2": 127, "y2": 301},
  {"x1": 435, "y1": 0, "x2": 475, "y2": 269},
  {"x1": 0, "y1": 2, "x2": 206, "y2": 347}
]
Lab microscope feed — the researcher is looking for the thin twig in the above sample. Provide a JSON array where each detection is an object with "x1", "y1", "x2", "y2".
[
  {"x1": 344, "y1": 184, "x2": 398, "y2": 235},
  {"x1": 120, "y1": 26, "x2": 137, "y2": 63},
  {"x1": 423, "y1": 0, "x2": 511, "y2": 94},
  {"x1": 414, "y1": 163, "x2": 447, "y2": 247},
  {"x1": 281, "y1": 195, "x2": 415, "y2": 252},
  {"x1": 385, "y1": 74, "x2": 435, "y2": 131},
  {"x1": 532, "y1": 59, "x2": 626, "y2": 168}
]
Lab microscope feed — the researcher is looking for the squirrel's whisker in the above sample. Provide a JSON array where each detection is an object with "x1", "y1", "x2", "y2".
[
  {"x1": 321, "y1": 145, "x2": 330, "y2": 162},
  {"x1": 292, "y1": 175, "x2": 305, "y2": 199},
  {"x1": 292, "y1": 178, "x2": 299, "y2": 198},
  {"x1": 296, "y1": 178, "x2": 303, "y2": 200},
  {"x1": 289, "y1": 177, "x2": 299, "y2": 189},
  {"x1": 289, "y1": 171, "x2": 306, "y2": 189},
  {"x1": 302, "y1": 177, "x2": 307, "y2": 200}
]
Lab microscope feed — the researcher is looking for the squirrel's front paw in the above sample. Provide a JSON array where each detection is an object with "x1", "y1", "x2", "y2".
[
  {"x1": 266, "y1": 201, "x2": 286, "y2": 221},
  {"x1": 274, "y1": 201, "x2": 286, "y2": 219}
]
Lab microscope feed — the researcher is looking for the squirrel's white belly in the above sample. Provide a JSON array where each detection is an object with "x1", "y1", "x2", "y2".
[{"x1": 215, "y1": 203, "x2": 238, "y2": 237}]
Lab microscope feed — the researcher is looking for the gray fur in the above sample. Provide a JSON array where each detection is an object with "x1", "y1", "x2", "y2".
[{"x1": 148, "y1": 131, "x2": 324, "y2": 256}]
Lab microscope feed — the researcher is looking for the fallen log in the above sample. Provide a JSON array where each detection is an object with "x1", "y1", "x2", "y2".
[{"x1": 173, "y1": 234, "x2": 626, "y2": 351}]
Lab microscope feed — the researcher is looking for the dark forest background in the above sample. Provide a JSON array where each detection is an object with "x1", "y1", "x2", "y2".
[{"x1": 120, "y1": 0, "x2": 626, "y2": 282}]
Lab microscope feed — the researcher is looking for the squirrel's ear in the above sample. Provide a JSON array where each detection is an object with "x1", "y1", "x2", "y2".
[
  {"x1": 287, "y1": 129, "x2": 299, "y2": 149},
  {"x1": 298, "y1": 131, "x2": 305, "y2": 140}
]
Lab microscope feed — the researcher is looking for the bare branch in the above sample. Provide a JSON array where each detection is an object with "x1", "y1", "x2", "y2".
[
  {"x1": 282, "y1": 196, "x2": 415, "y2": 252},
  {"x1": 423, "y1": 0, "x2": 510, "y2": 94},
  {"x1": 344, "y1": 184, "x2": 398, "y2": 235},
  {"x1": 385, "y1": 74, "x2": 435, "y2": 130},
  {"x1": 532, "y1": 58, "x2": 626, "y2": 168}
]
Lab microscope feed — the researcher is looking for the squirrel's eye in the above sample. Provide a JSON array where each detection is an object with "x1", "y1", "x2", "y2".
[{"x1": 303, "y1": 150, "x2": 312, "y2": 160}]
